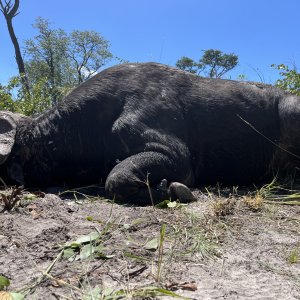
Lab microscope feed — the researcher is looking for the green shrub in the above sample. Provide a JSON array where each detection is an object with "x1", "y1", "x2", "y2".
[
  {"x1": 272, "y1": 64, "x2": 300, "y2": 95},
  {"x1": 0, "y1": 75, "x2": 72, "y2": 116}
]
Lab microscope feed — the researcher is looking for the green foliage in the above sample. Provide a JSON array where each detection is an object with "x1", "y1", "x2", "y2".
[
  {"x1": 68, "y1": 30, "x2": 112, "y2": 84},
  {"x1": 272, "y1": 64, "x2": 300, "y2": 95},
  {"x1": 175, "y1": 49, "x2": 238, "y2": 78},
  {"x1": 0, "y1": 17, "x2": 113, "y2": 116},
  {"x1": 23, "y1": 17, "x2": 112, "y2": 107},
  {"x1": 15, "y1": 77, "x2": 53, "y2": 116},
  {"x1": 63, "y1": 231, "x2": 115, "y2": 262},
  {"x1": 237, "y1": 74, "x2": 247, "y2": 81},
  {"x1": 201, "y1": 49, "x2": 238, "y2": 78},
  {"x1": 0, "y1": 275, "x2": 10, "y2": 290},
  {"x1": 0, "y1": 76, "x2": 57, "y2": 116},
  {"x1": 287, "y1": 247, "x2": 299, "y2": 264},
  {"x1": 0, "y1": 80, "x2": 17, "y2": 111},
  {"x1": 24, "y1": 18, "x2": 68, "y2": 104},
  {"x1": 155, "y1": 199, "x2": 187, "y2": 209},
  {"x1": 175, "y1": 56, "x2": 200, "y2": 74}
]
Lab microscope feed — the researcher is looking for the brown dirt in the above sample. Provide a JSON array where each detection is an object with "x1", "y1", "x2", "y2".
[{"x1": 0, "y1": 188, "x2": 300, "y2": 299}]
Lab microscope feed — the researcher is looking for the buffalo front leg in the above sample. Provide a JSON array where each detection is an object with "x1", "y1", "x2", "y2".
[{"x1": 105, "y1": 151, "x2": 195, "y2": 205}]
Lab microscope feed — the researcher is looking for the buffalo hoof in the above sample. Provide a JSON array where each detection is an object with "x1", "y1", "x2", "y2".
[{"x1": 168, "y1": 182, "x2": 197, "y2": 203}]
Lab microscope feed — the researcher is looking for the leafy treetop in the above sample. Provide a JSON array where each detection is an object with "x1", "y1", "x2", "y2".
[{"x1": 176, "y1": 49, "x2": 238, "y2": 78}]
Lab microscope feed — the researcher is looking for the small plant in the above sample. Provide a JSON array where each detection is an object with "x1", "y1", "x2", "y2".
[
  {"x1": 253, "y1": 179, "x2": 300, "y2": 206},
  {"x1": 156, "y1": 223, "x2": 166, "y2": 282},
  {"x1": 237, "y1": 74, "x2": 247, "y2": 81},
  {"x1": 243, "y1": 193, "x2": 264, "y2": 211},
  {"x1": 168, "y1": 212, "x2": 220, "y2": 261},
  {"x1": 0, "y1": 275, "x2": 10, "y2": 290},
  {"x1": 287, "y1": 247, "x2": 299, "y2": 264},
  {"x1": 0, "y1": 275, "x2": 24, "y2": 299},
  {"x1": 0, "y1": 186, "x2": 24, "y2": 211},
  {"x1": 242, "y1": 179, "x2": 300, "y2": 213},
  {"x1": 63, "y1": 225, "x2": 116, "y2": 261},
  {"x1": 212, "y1": 198, "x2": 236, "y2": 217},
  {"x1": 145, "y1": 172, "x2": 155, "y2": 207},
  {"x1": 155, "y1": 199, "x2": 187, "y2": 209},
  {"x1": 186, "y1": 232, "x2": 220, "y2": 260}
]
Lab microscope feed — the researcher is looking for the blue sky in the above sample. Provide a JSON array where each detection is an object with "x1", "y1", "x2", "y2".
[{"x1": 1, "y1": 0, "x2": 300, "y2": 84}]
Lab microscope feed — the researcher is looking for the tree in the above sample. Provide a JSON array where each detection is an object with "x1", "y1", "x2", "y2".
[
  {"x1": 272, "y1": 64, "x2": 300, "y2": 96},
  {"x1": 67, "y1": 30, "x2": 112, "y2": 84},
  {"x1": 25, "y1": 18, "x2": 70, "y2": 104},
  {"x1": 0, "y1": 0, "x2": 30, "y2": 94},
  {"x1": 176, "y1": 56, "x2": 200, "y2": 74},
  {"x1": 24, "y1": 18, "x2": 113, "y2": 104},
  {"x1": 175, "y1": 49, "x2": 238, "y2": 78},
  {"x1": 200, "y1": 49, "x2": 238, "y2": 78},
  {"x1": 0, "y1": 16, "x2": 113, "y2": 115}
]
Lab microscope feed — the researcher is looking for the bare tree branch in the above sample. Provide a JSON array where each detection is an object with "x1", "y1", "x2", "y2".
[
  {"x1": 0, "y1": 0, "x2": 30, "y2": 95},
  {"x1": 0, "y1": 0, "x2": 19, "y2": 18}
]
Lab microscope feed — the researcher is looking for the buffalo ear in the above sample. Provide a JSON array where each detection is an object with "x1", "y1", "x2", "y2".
[{"x1": 0, "y1": 112, "x2": 18, "y2": 165}]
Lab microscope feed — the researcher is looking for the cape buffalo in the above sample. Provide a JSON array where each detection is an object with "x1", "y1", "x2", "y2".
[{"x1": 0, "y1": 63, "x2": 300, "y2": 205}]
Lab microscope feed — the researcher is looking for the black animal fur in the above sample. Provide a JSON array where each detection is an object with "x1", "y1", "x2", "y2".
[{"x1": 1, "y1": 63, "x2": 300, "y2": 204}]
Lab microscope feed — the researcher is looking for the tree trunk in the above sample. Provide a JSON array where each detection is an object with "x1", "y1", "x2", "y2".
[
  {"x1": 6, "y1": 18, "x2": 30, "y2": 92},
  {"x1": 1, "y1": 0, "x2": 30, "y2": 95}
]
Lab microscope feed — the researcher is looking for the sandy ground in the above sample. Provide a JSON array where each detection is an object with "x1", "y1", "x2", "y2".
[{"x1": 0, "y1": 188, "x2": 300, "y2": 299}]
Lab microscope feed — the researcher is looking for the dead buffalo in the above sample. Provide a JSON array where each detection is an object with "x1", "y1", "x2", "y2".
[{"x1": 0, "y1": 62, "x2": 300, "y2": 204}]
